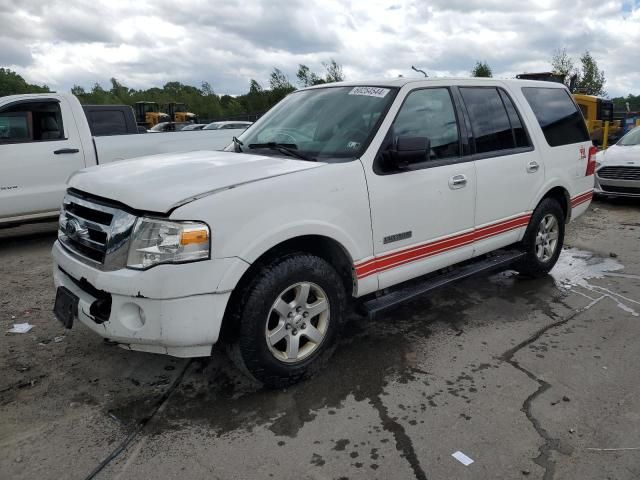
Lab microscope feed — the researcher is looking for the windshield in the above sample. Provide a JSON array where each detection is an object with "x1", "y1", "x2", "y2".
[
  {"x1": 233, "y1": 86, "x2": 398, "y2": 160},
  {"x1": 618, "y1": 127, "x2": 640, "y2": 146},
  {"x1": 204, "y1": 123, "x2": 221, "y2": 130}
]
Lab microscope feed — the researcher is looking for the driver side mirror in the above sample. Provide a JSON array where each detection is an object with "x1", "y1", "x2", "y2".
[{"x1": 386, "y1": 136, "x2": 430, "y2": 169}]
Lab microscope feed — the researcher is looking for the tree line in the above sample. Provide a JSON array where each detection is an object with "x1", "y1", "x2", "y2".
[
  {"x1": 2, "y1": 52, "x2": 639, "y2": 118},
  {"x1": 0, "y1": 61, "x2": 344, "y2": 121},
  {"x1": 470, "y1": 50, "x2": 638, "y2": 110},
  {"x1": 471, "y1": 49, "x2": 606, "y2": 95}
]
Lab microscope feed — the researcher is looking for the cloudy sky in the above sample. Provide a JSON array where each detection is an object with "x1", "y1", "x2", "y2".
[{"x1": 1, "y1": 0, "x2": 639, "y2": 97}]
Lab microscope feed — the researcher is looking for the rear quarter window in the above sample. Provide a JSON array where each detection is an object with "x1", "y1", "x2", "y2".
[
  {"x1": 88, "y1": 110, "x2": 128, "y2": 136},
  {"x1": 521, "y1": 87, "x2": 589, "y2": 147}
]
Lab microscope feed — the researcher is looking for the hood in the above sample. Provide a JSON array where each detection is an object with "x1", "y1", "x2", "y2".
[
  {"x1": 599, "y1": 144, "x2": 640, "y2": 166},
  {"x1": 68, "y1": 150, "x2": 324, "y2": 213}
]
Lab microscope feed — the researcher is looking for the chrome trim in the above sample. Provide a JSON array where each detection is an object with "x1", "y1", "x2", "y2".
[{"x1": 58, "y1": 192, "x2": 137, "y2": 271}]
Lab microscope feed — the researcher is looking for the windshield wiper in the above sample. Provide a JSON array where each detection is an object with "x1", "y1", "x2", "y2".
[{"x1": 248, "y1": 142, "x2": 315, "y2": 161}]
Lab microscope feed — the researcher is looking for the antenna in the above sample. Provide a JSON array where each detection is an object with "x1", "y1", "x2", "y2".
[{"x1": 411, "y1": 66, "x2": 428, "y2": 78}]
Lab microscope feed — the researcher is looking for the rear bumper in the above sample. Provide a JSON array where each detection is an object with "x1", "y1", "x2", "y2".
[{"x1": 52, "y1": 241, "x2": 233, "y2": 357}]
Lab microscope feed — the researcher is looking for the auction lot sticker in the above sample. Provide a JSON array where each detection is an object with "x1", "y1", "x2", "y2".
[{"x1": 349, "y1": 86, "x2": 390, "y2": 98}]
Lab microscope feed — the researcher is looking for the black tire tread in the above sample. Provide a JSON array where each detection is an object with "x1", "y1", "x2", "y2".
[
  {"x1": 515, "y1": 198, "x2": 565, "y2": 278},
  {"x1": 227, "y1": 253, "x2": 346, "y2": 388}
]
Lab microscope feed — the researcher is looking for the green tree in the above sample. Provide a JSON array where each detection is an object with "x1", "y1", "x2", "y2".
[
  {"x1": 70, "y1": 85, "x2": 86, "y2": 96},
  {"x1": 109, "y1": 77, "x2": 130, "y2": 102},
  {"x1": 296, "y1": 64, "x2": 324, "y2": 87},
  {"x1": 610, "y1": 94, "x2": 640, "y2": 112},
  {"x1": 269, "y1": 68, "x2": 294, "y2": 91},
  {"x1": 471, "y1": 61, "x2": 492, "y2": 78},
  {"x1": 551, "y1": 48, "x2": 576, "y2": 81},
  {"x1": 88, "y1": 83, "x2": 112, "y2": 104},
  {"x1": 323, "y1": 59, "x2": 344, "y2": 83},
  {"x1": 201, "y1": 81, "x2": 215, "y2": 96},
  {"x1": 576, "y1": 50, "x2": 606, "y2": 96},
  {"x1": 269, "y1": 68, "x2": 295, "y2": 103},
  {"x1": 0, "y1": 68, "x2": 50, "y2": 96}
]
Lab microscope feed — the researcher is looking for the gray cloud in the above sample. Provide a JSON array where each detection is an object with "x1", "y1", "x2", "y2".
[
  {"x1": 0, "y1": 38, "x2": 33, "y2": 67},
  {"x1": 1, "y1": 0, "x2": 638, "y2": 97}
]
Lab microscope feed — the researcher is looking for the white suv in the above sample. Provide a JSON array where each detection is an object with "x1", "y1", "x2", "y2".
[{"x1": 52, "y1": 78, "x2": 595, "y2": 387}]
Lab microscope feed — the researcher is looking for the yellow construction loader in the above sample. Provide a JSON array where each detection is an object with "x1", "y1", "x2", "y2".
[
  {"x1": 134, "y1": 101, "x2": 169, "y2": 129},
  {"x1": 165, "y1": 102, "x2": 198, "y2": 123},
  {"x1": 516, "y1": 72, "x2": 621, "y2": 145}
]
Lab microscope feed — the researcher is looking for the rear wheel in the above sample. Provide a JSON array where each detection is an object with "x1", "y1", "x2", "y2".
[
  {"x1": 515, "y1": 198, "x2": 565, "y2": 277},
  {"x1": 228, "y1": 254, "x2": 346, "y2": 388}
]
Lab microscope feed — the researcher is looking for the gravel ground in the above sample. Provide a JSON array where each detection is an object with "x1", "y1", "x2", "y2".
[{"x1": 1, "y1": 198, "x2": 639, "y2": 480}]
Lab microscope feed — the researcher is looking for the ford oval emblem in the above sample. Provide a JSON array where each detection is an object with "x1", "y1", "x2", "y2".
[{"x1": 65, "y1": 219, "x2": 87, "y2": 239}]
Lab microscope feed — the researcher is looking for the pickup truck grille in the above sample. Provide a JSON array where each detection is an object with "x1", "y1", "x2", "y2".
[
  {"x1": 58, "y1": 192, "x2": 137, "y2": 270},
  {"x1": 597, "y1": 166, "x2": 640, "y2": 181}
]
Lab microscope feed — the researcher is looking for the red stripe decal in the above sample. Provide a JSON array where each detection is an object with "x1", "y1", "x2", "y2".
[
  {"x1": 357, "y1": 190, "x2": 594, "y2": 280},
  {"x1": 355, "y1": 213, "x2": 531, "y2": 279},
  {"x1": 570, "y1": 190, "x2": 593, "y2": 207}
]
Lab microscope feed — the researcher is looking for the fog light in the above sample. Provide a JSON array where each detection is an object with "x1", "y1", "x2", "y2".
[{"x1": 119, "y1": 303, "x2": 145, "y2": 330}]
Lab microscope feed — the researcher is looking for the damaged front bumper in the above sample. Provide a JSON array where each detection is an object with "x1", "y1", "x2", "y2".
[{"x1": 52, "y1": 240, "x2": 237, "y2": 358}]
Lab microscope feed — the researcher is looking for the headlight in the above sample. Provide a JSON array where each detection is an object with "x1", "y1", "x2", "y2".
[{"x1": 127, "y1": 218, "x2": 210, "y2": 270}]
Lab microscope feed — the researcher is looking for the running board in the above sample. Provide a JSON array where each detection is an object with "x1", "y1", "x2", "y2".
[{"x1": 361, "y1": 250, "x2": 525, "y2": 320}]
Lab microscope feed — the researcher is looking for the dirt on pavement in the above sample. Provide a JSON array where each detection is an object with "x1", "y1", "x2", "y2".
[{"x1": 1, "y1": 198, "x2": 639, "y2": 480}]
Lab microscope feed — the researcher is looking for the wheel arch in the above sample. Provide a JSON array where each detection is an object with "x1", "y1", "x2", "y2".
[
  {"x1": 532, "y1": 183, "x2": 571, "y2": 223},
  {"x1": 218, "y1": 234, "x2": 357, "y2": 342}
]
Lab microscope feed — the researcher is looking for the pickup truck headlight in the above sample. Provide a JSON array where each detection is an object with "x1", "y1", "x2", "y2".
[{"x1": 127, "y1": 218, "x2": 210, "y2": 269}]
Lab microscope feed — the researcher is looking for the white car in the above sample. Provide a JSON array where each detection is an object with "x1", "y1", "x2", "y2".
[
  {"x1": 181, "y1": 124, "x2": 207, "y2": 131},
  {"x1": 52, "y1": 78, "x2": 595, "y2": 387},
  {"x1": 595, "y1": 126, "x2": 640, "y2": 197},
  {"x1": 203, "y1": 120, "x2": 253, "y2": 130}
]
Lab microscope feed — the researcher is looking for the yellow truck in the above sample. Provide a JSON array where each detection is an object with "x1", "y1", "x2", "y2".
[
  {"x1": 134, "y1": 101, "x2": 169, "y2": 129},
  {"x1": 572, "y1": 94, "x2": 621, "y2": 145},
  {"x1": 165, "y1": 102, "x2": 198, "y2": 123},
  {"x1": 516, "y1": 73, "x2": 620, "y2": 145}
]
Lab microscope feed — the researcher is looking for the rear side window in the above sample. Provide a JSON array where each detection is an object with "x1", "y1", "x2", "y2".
[
  {"x1": 88, "y1": 110, "x2": 128, "y2": 136},
  {"x1": 522, "y1": 87, "x2": 589, "y2": 147},
  {"x1": 460, "y1": 87, "x2": 517, "y2": 154}
]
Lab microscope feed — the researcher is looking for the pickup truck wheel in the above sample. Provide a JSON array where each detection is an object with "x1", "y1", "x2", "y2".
[
  {"x1": 515, "y1": 198, "x2": 565, "y2": 278},
  {"x1": 229, "y1": 254, "x2": 346, "y2": 388}
]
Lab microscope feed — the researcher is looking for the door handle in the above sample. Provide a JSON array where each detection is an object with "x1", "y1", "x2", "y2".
[
  {"x1": 526, "y1": 161, "x2": 540, "y2": 173},
  {"x1": 54, "y1": 148, "x2": 80, "y2": 155},
  {"x1": 449, "y1": 174, "x2": 467, "y2": 189}
]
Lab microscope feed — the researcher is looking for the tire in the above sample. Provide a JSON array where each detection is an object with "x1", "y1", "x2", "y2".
[
  {"x1": 514, "y1": 198, "x2": 565, "y2": 278},
  {"x1": 228, "y1": 253, "x2": 346, "y2": 388}
]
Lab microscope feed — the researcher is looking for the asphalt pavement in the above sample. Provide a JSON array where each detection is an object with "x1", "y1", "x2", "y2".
[{"x1": 1, "y1": 198, "x2": 639, "y2": 480}]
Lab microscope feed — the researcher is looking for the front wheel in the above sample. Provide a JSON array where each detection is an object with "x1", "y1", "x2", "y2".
[
  {"x1": 514, "y1": 198, "x2": 565, "y2": 277},
  {"x1": 228, "y1": 254, "x2": 346, "y2": 388}
]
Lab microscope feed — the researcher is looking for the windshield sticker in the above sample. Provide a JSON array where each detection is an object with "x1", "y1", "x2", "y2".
[
  {"x1": 348, "y1": 86, "x2": 390, "y2": 98},
  {"x1": 346, "y1": 141, "x2": 361, "y2": 150}
]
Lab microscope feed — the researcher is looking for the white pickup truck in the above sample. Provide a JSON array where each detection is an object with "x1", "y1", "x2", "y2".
[
  {"x1": 0, "y1": 93, "x2": 244, "y2": 226},
  {"x1": 52, "y1": 78, "x2": 595, "y2": 387}
]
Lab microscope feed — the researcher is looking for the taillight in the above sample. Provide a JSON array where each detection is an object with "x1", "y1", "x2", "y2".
[{"x1": 586, "y1": 145, "x2": 598, "y2": 176}]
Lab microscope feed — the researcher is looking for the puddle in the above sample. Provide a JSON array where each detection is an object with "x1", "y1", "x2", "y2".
[
  {"x1": 110, "y1": 315, "x2": 429, "y2": 438},
  {"x1": 551, "y1": 248, "x2": 624, "y2": 288},
  {"x1": 107, "y1": 247, "x2": 639, "y2": 439},
  {"x1": 551, "y1": 248, "x2": 638, "y2": 317}
]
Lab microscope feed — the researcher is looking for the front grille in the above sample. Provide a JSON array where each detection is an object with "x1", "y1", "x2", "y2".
[
  {"x1": 65, "y1": 201, "x2": 113, "y2": 225},
  {"x1": 601, "y1": 185, "x2": 640, "y2": 195},
  {"x1": 597, "y1": 166, "x2": 640, "y2": 180},
  {"x1": 58, "y1": 192, "x2": 137, "y2": 270}
]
